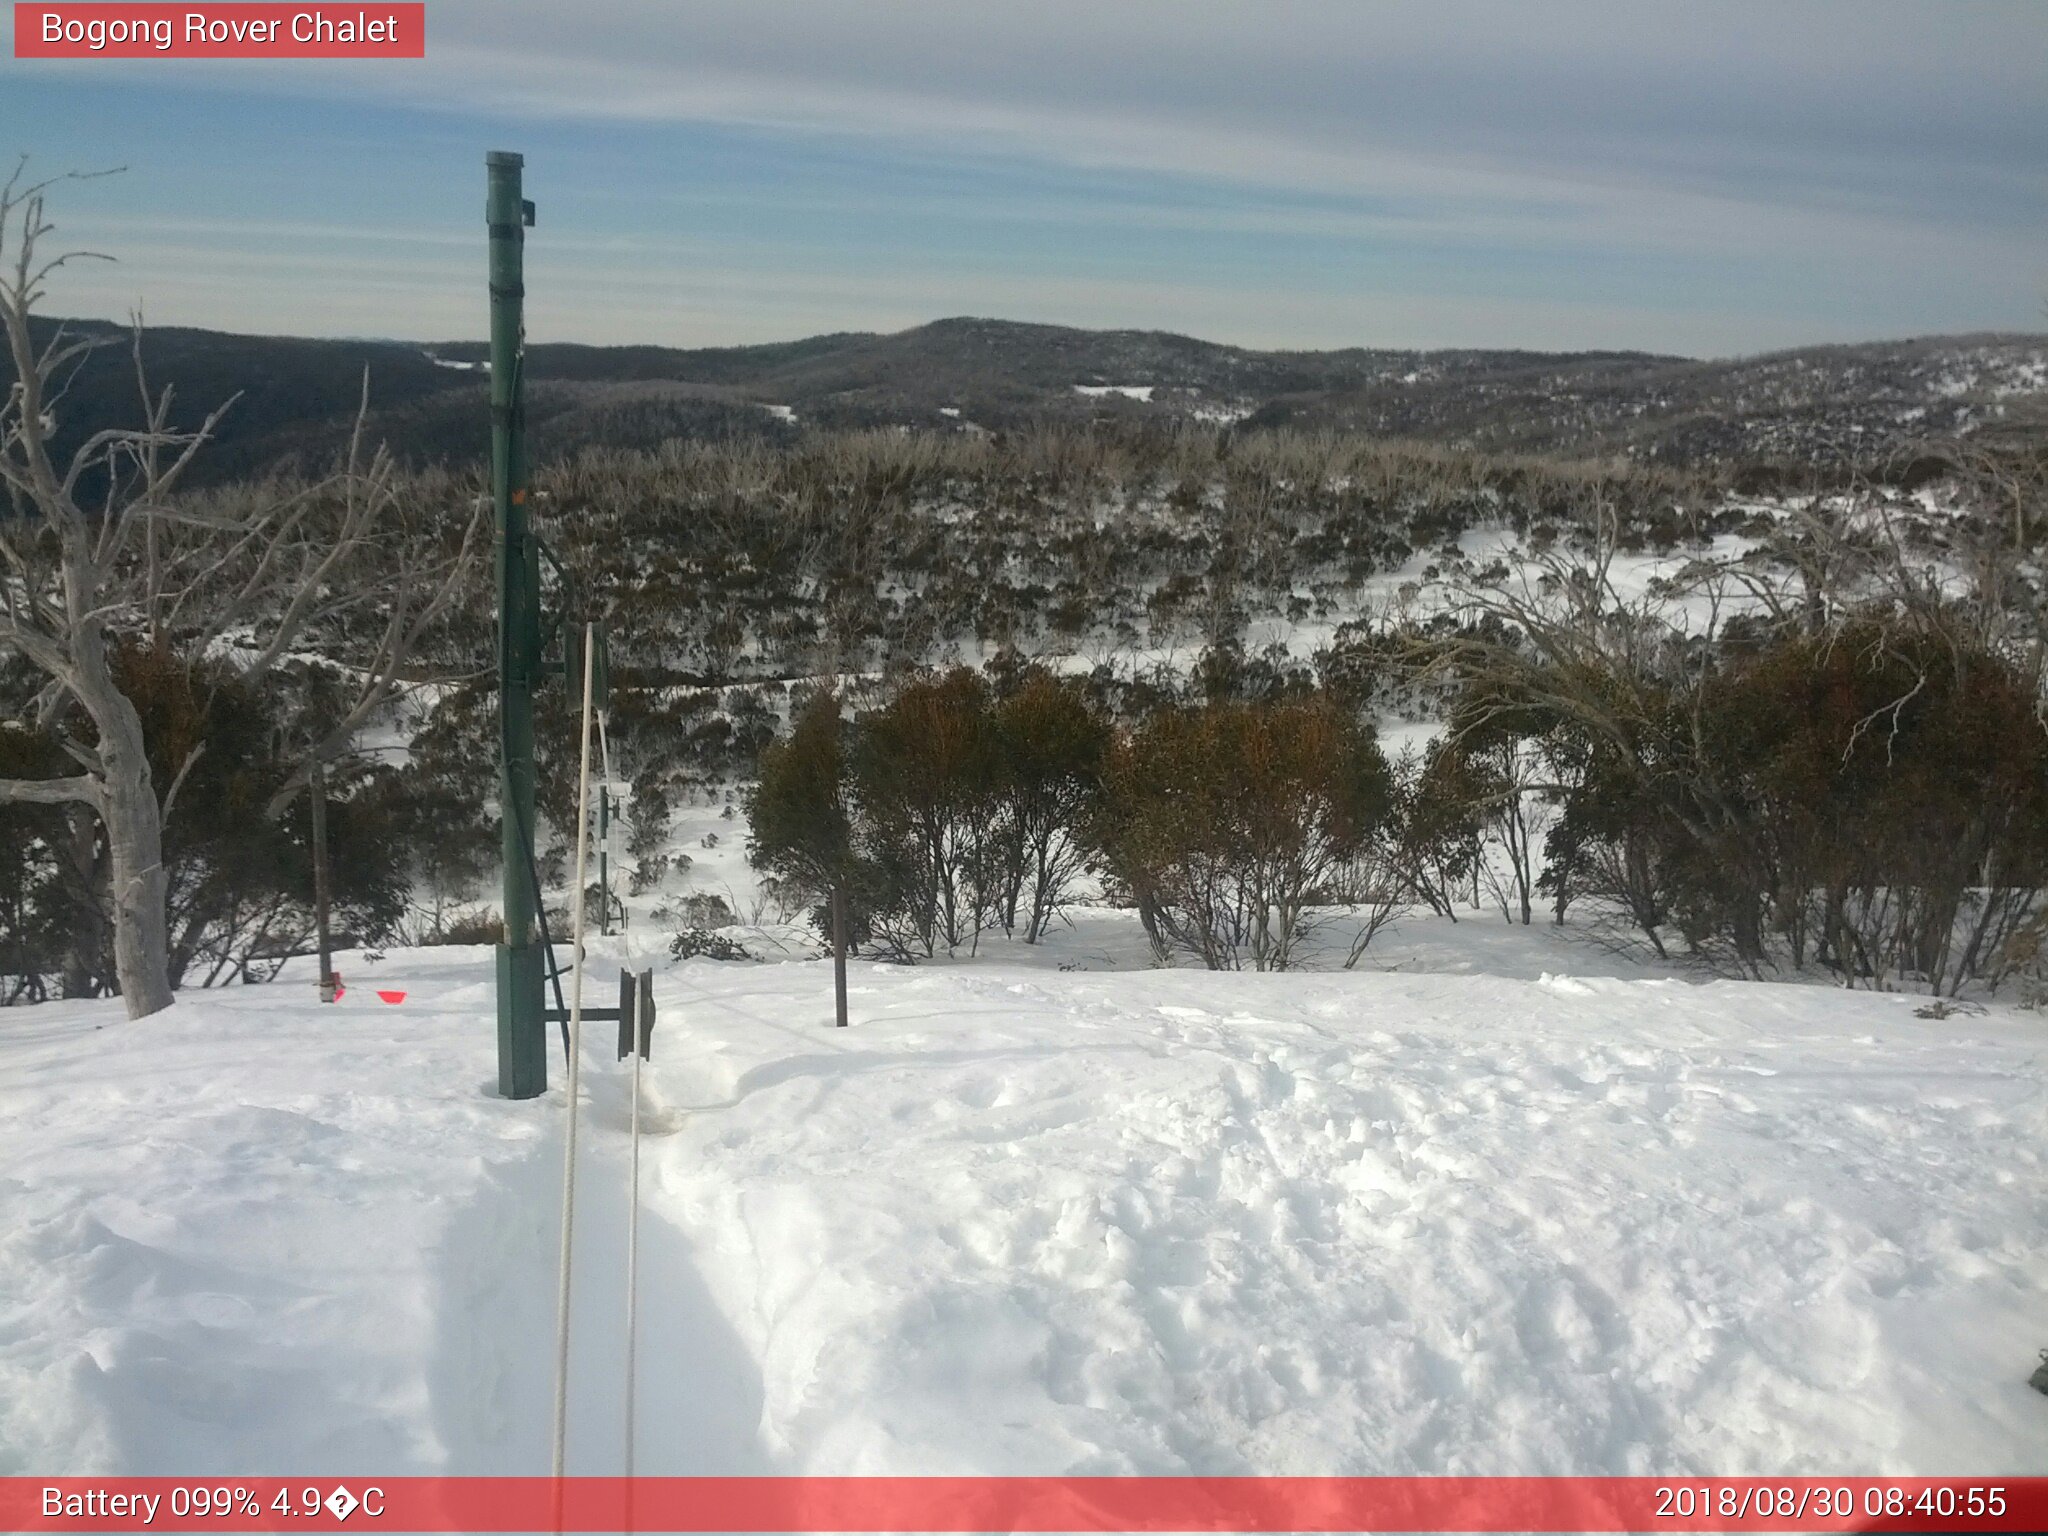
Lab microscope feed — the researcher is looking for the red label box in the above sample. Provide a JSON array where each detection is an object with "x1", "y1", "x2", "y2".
[
  {"x1": 14, "y1": 4, "x2": 425, "y2": 58},
  {"x1": 3, "y1": 1477, "x2": 2046, "y2": 1533}
]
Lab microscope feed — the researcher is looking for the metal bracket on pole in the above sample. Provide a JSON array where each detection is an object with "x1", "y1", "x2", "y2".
[
  {"x1": 535, "y1": 968, "x2": 653, "y2": 1057},
  {"x1": 611, "y1": 968, "x2": 656, "y2": 1062},
  {"x1": 560, "y1": 613, "x2": 609, "y2": 700}
]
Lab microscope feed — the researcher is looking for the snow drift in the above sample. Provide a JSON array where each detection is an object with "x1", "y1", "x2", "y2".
[{"x1": 2, "y1": 921, "x2": 2043, "y2": 1476}]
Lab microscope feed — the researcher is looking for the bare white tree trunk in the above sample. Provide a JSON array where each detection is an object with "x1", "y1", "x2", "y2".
[
  {"x1": 29, "y1": 614, "x2": 178, "y2": 1015},
  {"x1": 99, "y1": 704, "x2": 174, "y2": 1016}
]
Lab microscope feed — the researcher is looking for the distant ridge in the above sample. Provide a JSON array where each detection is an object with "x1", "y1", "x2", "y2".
[{"x1": 14, "y1": 314, "x2": 2045, "y2": 483}]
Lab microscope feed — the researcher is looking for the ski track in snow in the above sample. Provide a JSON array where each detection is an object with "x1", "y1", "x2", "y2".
[{"x1": 2, "y1": 920, "x2": 2044, "y2": 1476}]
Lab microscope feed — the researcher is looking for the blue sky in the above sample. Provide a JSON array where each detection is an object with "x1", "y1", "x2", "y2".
[{"x1": 4, "y1": 0, "x2": 2043, "y2": 355}]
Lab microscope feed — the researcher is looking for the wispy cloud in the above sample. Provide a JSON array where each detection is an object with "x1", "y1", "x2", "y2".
[{"x1": 7, "y1": 0, "x2": 2044, "y2": 351}]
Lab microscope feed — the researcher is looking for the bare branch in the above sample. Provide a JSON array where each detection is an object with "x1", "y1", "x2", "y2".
[{"x1": 0, "y1": 773, "x2": 102, "y2": 808}]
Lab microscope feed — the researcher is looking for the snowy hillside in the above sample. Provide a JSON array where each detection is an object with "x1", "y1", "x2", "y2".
[{"x1": 4, "y1": 916, "x2": 2044, "y2": 1477}]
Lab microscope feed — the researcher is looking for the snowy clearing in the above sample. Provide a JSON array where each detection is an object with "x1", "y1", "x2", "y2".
[{"x1": 2, "y1": 916, "x2": 2044, "y2": 1477}]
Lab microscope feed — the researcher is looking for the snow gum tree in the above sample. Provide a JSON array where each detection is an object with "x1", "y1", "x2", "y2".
[
  {"x1": 986, "y1": 668, "x2": 1108, "y2": 944},
  {"x1": 748, "y1": 687, "x2": 857, "y2": 1025},
  {"x1": 1098, "y1": 697, "x2": 1395, "y2": 971},
  {"x1": 851, "y1": 668, "x2": 1006, "y2": 957},
  {"x1": 1428, "y1": 475, "x2": 2048, "y2": 992}
]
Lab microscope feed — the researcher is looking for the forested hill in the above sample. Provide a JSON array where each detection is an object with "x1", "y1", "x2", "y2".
[{"x1": 14, "y1": 313, "x2": 2046, "y2": 485}]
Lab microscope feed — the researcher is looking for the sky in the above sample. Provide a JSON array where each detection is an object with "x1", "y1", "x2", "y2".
[{"x1": 3, "y1": 0, "x2": 2044, "y2": 357}]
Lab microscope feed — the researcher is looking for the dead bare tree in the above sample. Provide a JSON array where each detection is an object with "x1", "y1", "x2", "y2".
[
  {"x1": 1, "y1": 165, "x2": 198, "y2": 1014},
  {"x1": 0, "y1": 165, "x2": 480, "y2": 1015}
]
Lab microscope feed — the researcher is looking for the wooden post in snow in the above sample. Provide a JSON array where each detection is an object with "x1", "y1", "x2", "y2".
[
  {"x1": 832, "y1": 884, "x2": 850, "y2": 1028},
  {"x1": 310, "y1": 758, "x2": 336, "y2": 1003}
]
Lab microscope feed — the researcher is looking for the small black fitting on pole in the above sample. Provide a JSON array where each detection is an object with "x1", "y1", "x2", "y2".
[
  {"x1": 489, "y1": 149, "x2": 547, "y2": 1100},
  {"x1": 597, "y1": 784, "x2": 611, "y2": 936}
]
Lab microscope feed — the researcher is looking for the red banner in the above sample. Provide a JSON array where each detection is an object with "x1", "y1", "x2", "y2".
[
  {"x1": 3, "y1": 1477, "x2": 2044, "y2": 1533},
  {"x1": 13, "y1": 5, "x2": 425, "y2": 59}
]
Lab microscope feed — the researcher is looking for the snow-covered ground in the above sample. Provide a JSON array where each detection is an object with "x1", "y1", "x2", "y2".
[{"x1": 3, "y1": 914, "x2": 2044, "y2": 1477}]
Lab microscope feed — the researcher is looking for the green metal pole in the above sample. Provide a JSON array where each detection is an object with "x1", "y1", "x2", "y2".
[{"x1": 489, "y1": 150, "x2": 546, "y2": 1099}]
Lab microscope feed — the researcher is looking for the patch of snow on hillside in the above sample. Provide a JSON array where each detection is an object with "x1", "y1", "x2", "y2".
[
  {"x1": 1996, "y1": 357, "x2": 2046, "y2": 395},
  {"x1": 1074, "y1": 385, "x2": 1154, "y2": 403},
  {"x1": 760, "y1": 404, "x2": 798, "y2": 424}
]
